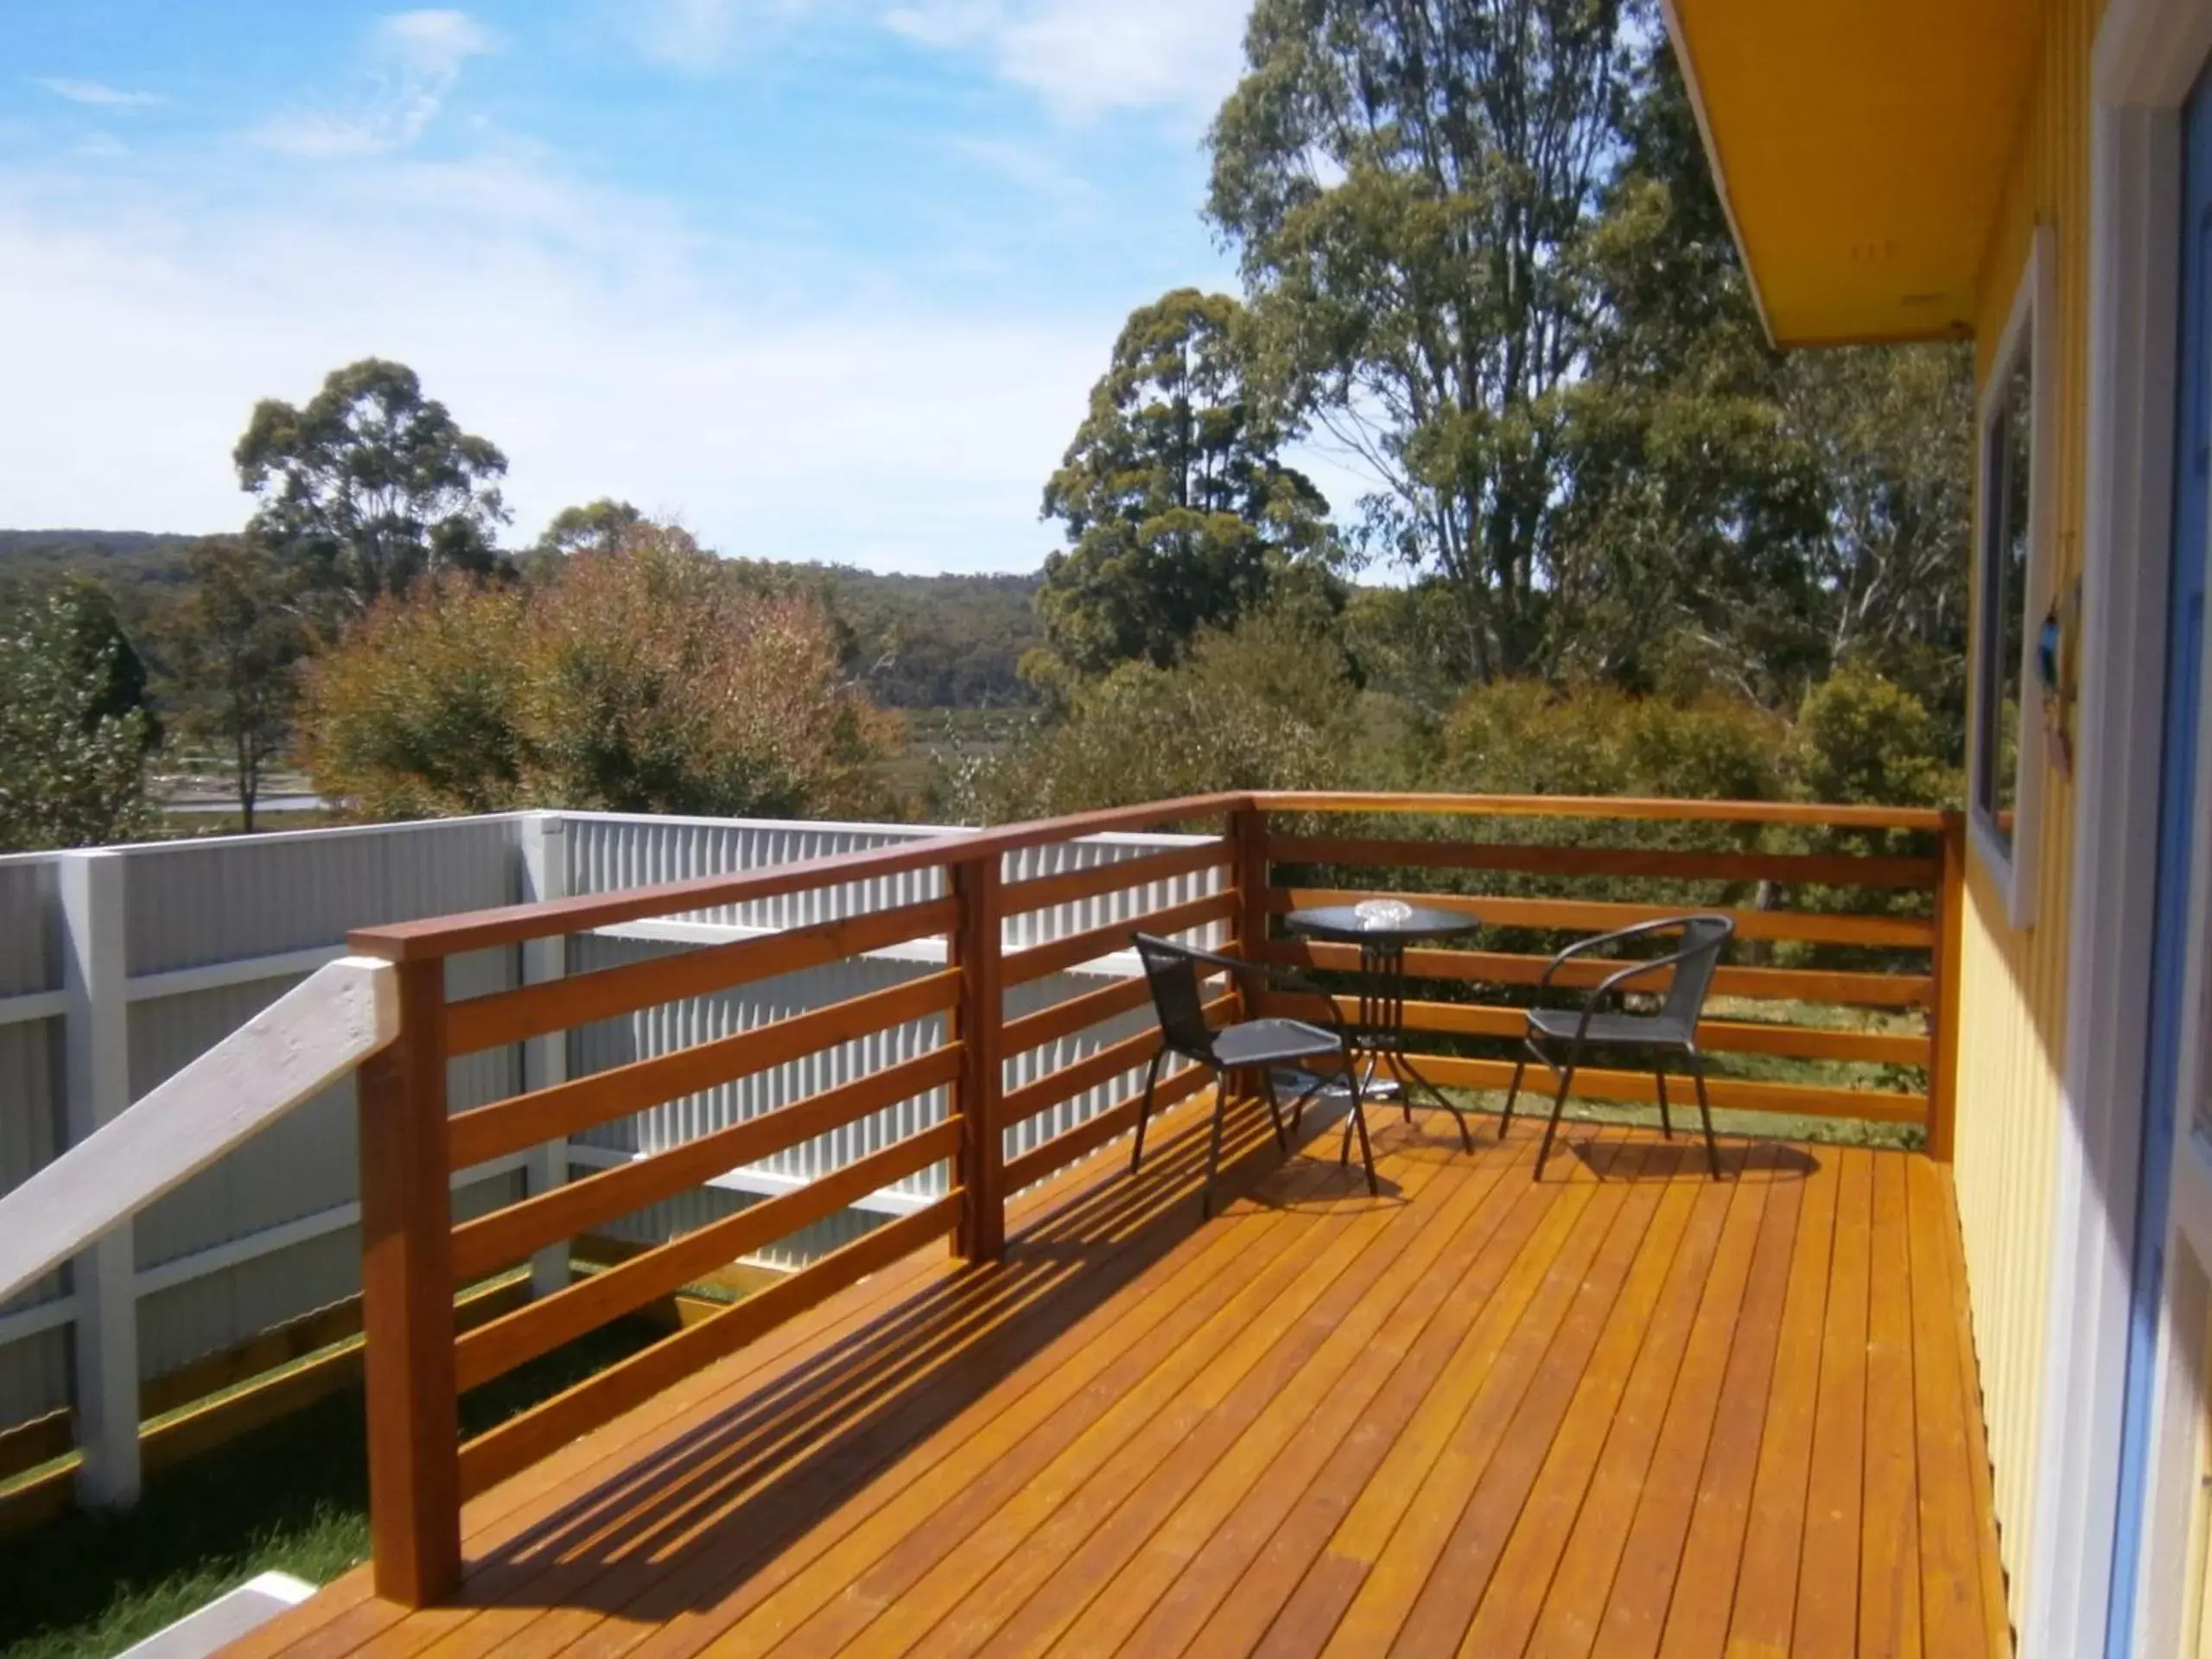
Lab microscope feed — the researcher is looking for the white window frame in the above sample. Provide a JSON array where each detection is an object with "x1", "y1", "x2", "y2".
[{"x1": 1967, "y1": 221, "x2": 2058, "y2": 930}]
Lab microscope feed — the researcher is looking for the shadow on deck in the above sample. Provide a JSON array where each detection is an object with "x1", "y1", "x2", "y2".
[{"x1": 233, "y1": 1091, "x2": 2010, "y2": 1658}]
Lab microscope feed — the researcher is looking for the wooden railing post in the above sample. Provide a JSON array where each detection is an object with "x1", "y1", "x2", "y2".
[
  {"x1": 1927, "y1": 812, "x2": 1967, "y2": 1161},
  {"x1": 1229, "y1": 804, "x2": 1269, "y2": 1009},
  {"x1": 950, "y1": 856, "x2": 1006, "y2": 1262},
  {"x1": 356, "y1": 953, "x2": 461, "y2": 1606}
]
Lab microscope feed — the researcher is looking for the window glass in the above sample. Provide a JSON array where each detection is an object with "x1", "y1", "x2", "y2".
[{"x1": 1974, "y1": 327, "x2": 2033, "y2": 854}]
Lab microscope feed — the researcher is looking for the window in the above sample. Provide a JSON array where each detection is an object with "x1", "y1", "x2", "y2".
[{"x1": 1969, "y1": 225, "x2": 2054, "y2": 926}]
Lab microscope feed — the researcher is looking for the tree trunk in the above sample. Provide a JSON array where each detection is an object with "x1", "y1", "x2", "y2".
[{"x1": 237, "y1": 730, "x2": 257, "y2": 835}]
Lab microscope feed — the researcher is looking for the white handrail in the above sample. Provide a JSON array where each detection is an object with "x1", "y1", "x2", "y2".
[{"x1": 0, "y1": 957, "x2": 400, "y2": 1305}]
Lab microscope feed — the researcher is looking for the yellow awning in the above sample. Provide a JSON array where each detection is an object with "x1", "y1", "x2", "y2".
[{"x1": 1662, "y1": 0, "x2": 2044, "y2": 347}]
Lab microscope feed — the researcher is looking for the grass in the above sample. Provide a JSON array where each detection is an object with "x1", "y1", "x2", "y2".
[
  {"x1": 0, "y1": 1318, "x2": 664, "y2": 1659},
  {"x1": 1438, "y1": 1084, "x2": 1925, "y2": 1153}
]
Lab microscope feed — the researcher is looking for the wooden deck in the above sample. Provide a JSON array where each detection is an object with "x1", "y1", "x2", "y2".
[{"x1": 232, "y1": 1090, "x2": 2011, "y2": 1659}]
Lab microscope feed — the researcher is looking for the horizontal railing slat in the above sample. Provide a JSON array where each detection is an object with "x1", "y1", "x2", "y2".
[
  {"x1": 999, "y1": 839, "x2": 1231, "y2": 917},
  {"x1": 1263, "y1": 939, "x2": 1931, "y2": 1008},
  {"x1": 1263, "y1": 834, "x2": 1939, "y2": 891},
  {"x1": 1002, "y1": 1062, "x2": 1210, "y2": 1192},
  {"x1": 445, "y1": 899, "x2": 957, "y2": 1056},
  {"x1": 454, "y1": 1116, "x2": 960, "y2": 1392},
  {"x1": 1254, "y1": 790, "x2": 1946, "y2": 832},
  {"x1": 1001, "y1": 891, "x2": 1237, "y2": 986},
  {"x1": 1001, "y1": 989, "x2": 1234, "y2": 1128},
  {"x1": 1264, "y1": 992, "x2": 1929, "y2": 1067},
  {"x1": 455, "y1": 1193, "x2": 960, "y2": 1500},
  {"x1": 446, "y1": 969, "x2": 961, "y2": 1169},
  {"x1": 1000, "y1": 978, "x2": 1155, "y2": 1057},
  {"x1": 448, "y1": 1046, "x2": 962, "y2": 1284},
  {"x1": 1267, "y1": 886, "x2": 1936, "y2": 950}
]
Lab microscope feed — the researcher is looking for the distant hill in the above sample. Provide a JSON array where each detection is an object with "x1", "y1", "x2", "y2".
[
  {"x1": 822, "y1": 567, "x2": 1042, "y2": 709},
  {"x1": 0, "y1": 530, "x2": 1045, "y2": 710},
  {"x1": 0, "y1": 529, "x2": 201, "y2": 592}
]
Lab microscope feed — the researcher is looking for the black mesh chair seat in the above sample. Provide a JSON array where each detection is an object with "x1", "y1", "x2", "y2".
[
  {"x1": 1526, "y1": 1008, "x2": 1698, "y2": 1048},
  {"x1": 1211, "y1": 1018, "x2": 1343, "y2": 1069},
  {"x1": 1503, "y1": 915, "x2": 1735, "y2": 1180},
  {"x1": 1132, "y1": 932, "x2": 1380, "y2": 1216}
]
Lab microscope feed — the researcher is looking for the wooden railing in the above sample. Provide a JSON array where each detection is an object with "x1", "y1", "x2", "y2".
[{"x1": 343, "y1": 789, "x2": 1961, "y2": 1605}]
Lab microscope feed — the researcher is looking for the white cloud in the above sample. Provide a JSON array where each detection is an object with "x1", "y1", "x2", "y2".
[
  {"x1": 377, "y1": 9, "x2": 501, "y2": 79},
  {"x1": 884, "y1": 0, "x2": 1249, "y2": 120},
  {"x1": 0, "y1": 149, "x2": 1109, "y2": 574},
  {"x1": 35, "y1": 77, "x2": 165, "y2": 109},
  {"x1": 251, "y1": 9, "x2": 499, "y2": 159},
  {"x1": 944, "y1": 135, "x2": 1091, "y2": 199},
  {"x1": 632, "y1": 0, "x2": 820, "y2": 71}
]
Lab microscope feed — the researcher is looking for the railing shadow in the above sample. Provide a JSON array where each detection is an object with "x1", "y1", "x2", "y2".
[{"x1": 444, "y1": 1091, "x2": 1346, "y2": 1624}]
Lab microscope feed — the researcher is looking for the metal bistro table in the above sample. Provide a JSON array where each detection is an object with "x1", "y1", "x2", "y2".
[{"x1": 1283, "y1": 899, "x2": 1481, "y2": 1152}]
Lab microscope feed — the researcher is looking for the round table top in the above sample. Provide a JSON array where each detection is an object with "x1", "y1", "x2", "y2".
[{"x1": 1283, "y1": 901, "x2": 1478, "y2": 944}]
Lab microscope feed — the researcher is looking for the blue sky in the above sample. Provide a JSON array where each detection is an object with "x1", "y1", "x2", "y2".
[{"x1": 0, "y1": 0, "x2": 1341, "y2": 573}]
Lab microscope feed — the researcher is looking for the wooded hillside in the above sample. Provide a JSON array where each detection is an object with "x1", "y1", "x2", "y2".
[{"x1": 0, "y1": 531, "x2": 1044, "y2": 710}]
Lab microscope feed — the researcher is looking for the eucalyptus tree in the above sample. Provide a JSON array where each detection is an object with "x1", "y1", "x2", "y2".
[
  {"x1": 1207, "y1": 0, "x2": 1631, "y2": 679},
  {"x1": 1037, "y1": 288, "x2": 1334, "y2": 677},
  {"x1": 234, "y1": 358, "x2": 511, "y2": 612},
  {"x1": 162, "y1": 536, "x2": 312, "y2": 832},
  {"x1": 1551, "y1": 26, "x2": 1972, "y2": 720}
]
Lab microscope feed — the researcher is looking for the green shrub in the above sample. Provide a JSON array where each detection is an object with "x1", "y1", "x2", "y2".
[
  {"x1": 1791, "y1": 660, "x2": 1959, "y2": 809},
  {"x1": 1435, "y1": 680, "x2": 1789, "y2": 802},
  {"x1": 954, "y1": 605, "x2": 1374, "y2": 821}
]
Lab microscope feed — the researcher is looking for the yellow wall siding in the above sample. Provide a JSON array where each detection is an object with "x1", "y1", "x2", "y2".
[{"x1": 1952, "y1": 0, "x2": 2098, "y2": 1629}]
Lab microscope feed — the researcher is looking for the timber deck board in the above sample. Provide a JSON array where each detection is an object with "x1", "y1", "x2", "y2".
[{"x1": 234, "y1": 1096, "x2": 2009, "y2": 1659}]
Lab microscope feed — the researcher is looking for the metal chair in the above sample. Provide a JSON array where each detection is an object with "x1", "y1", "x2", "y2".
[
  {"x1": 1501, "y1": 915, "x2": 1735, "y2": 1180},
  {"x1": 1130, "y1": 933, "x2": 1377, "y2": 1217}
]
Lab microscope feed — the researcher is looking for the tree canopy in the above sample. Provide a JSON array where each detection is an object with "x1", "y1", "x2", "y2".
[
  {"x1": 528, "y1": 498, "x2": 645, "y2": 572},
  {"x1": 297, "y1": 520, "x2": 898, "y2": 821},
  {"x1": 1545, "y1": 31, "x2": 1972, "y2": 718},
  {"x1": 1208, "y1": 0, "x2": 1629, "y2": 680},
  {"x1": 158, "y1": 536, "x2": 311, "y2": 831},
  {"x1": 1037, "y1": 289, "x2": 1335, "y2": 677},
  {"x1": 235, "y1": 358, "x2": 512, "y2": 611},
  {"x1": 0, "y1": 581, "x2": 157, "y2": 850}
]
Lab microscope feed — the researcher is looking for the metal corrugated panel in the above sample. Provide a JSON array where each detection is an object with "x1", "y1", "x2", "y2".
[
  {"x1": 562, "y1": 812, "x2": 952, "y2": 930},
  {"x1": 134, "y1": 1169, "x2": 522, "y2": 1379},
  {"x1": 118, "y1": 816, "x2": 523, "y2": 973},
  {"x1": 0, "y1": 856, "x2": 70, "y2": 1424},
  {"x1": 0, "y1": 1020, "x2": 65, "y2": 1307},
  {"x1": 0, "y1": 1016, "x2": 70, "y2": 1424},
  {"x1": 137, "y1": 1225, "x2": 360, "y2": 1382},
  {"x1": 0, "y1": 1326, "x2": 68, "y2": 1430},
  {"x1": 0, "y1": 855, "x2": 59, "y2": 996}
]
